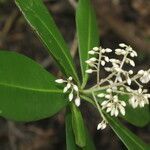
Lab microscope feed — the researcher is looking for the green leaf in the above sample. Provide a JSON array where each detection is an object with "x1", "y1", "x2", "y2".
[
  {"x1": 124, "y1": 105, "x2": 150, "y2": 127},
  {"x1": 71, "y1": 103, "x2": 86, "y2": 147},
  {"x1": 82, "y1": 127, "x2": 96, "y2": 150},
  {"x1": 0, "y1": 51, "x2": 67, "y2": 122},
  {"x1": 66, "y1": 108, "x2": 81, "y2": 150},
  {"x1": 15, "y1": 0, "x2": 79, "y2": 83},
  {"x1": 119, "y1": 95, "x2": 150, "y2": 127},
  {"x1": 65, "y1": 107, "x2": 96, "y2": 150},
  {"x1": 106, "y1": 114, "x2": 149, "y2": 150},
  {"x1": 76, "y1": 0, "x2": 99, "y2": 87}
]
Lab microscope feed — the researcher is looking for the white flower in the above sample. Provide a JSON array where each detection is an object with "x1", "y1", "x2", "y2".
[
  {"x1": 129, "y1": 89, "x2": 150, "y2": 108},
  {"x1": 97, "y1": 120, "x2": 107, "y2": 130},
  {"x1": 139, "y1": 71, "x2": 150, "y2": 84},
  {"x1": 101, "y1": 95, "x2": 126, "y2": 117}
]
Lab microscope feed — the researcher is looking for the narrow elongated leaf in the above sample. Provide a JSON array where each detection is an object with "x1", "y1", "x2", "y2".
[
  {"x1": 82, "y1": 127, "x2": 96, "y2": 150},
  {"x1": 0, "y1": 51, "x2": 67, "y2": 121},
  {"x1": 76, "y1": 0, "x2": 99, "y2": 87},
  {"x1": 66, "y1": 107, "x2": 96, "y2": 150},
  {"x1": 106, "y1": 114, "x2": 149, "y2": 150},
  {"x1": 15, "y1": 0, "x2": 79, "y2": 83},
  {"x1": 66, "y1": 108, "x2": 81, "y2": 150},
  {"x1": 71, "y1": 104, "x2": 86, "y2": 147}
]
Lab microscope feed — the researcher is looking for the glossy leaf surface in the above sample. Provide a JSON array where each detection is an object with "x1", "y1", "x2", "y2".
[
  {"x1": 0, "y1": 51, "x2": 67, "y2": 121},
  {"x1": 76, "y1": 0, "x2": 99, "y2": 87},
  {"x1": 15, "y1": 0, "x2": 79, "y2": 82},
  {"x1": 106, "y1": 114, "x2": 149, "y2": 150}
]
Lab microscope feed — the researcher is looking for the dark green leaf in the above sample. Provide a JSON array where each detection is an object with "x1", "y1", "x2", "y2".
[
  {"x1": 66, "y1": 107, "x2": 96, "y2": 150},
  {"x1": 76, "y1": 0, "x2": 99, "y2": 87},
  {"x1": 15, "y1": 0, "x2": 79, "y2": 83},
  {"x1": 66, "y1": 108, "x2": 81, "y2": 150},
  {"x1": 82, "y1": 127, "x2": 96, "y2": 150},
  {"x1": 106, "y1": 114, "x2": 149, "y2": 150},
  {"x1": 71, "y1": 103, "x2": 86, "y2": 147},
  {"x1": 0, "y1": 51, "x2": 67, "y2": 122}
]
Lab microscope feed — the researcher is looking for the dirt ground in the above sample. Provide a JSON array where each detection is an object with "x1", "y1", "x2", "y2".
[{"x1": 0, "y1": 0, "x2": 150, "y2": 149}]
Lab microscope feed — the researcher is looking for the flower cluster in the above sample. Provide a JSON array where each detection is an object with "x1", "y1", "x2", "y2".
[
  {"x1": 86, "y1": 43, "x2": 150, "y2": 130},
  {"x1": 97, "y1": 119, "x2": 107, "y2": 130},
  {"x1": 55, "y1": 77, "x2": 80, "y2": 107}
]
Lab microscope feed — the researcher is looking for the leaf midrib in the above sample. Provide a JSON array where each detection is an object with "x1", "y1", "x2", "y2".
[
  {"x1": 0, "y1": 82, "x2": 62, "y2": 93},
  {"x1": 109, "y1": 116, "x2": 146, "y2": 150},
  {"x1": 81, "y1": 4, "x2": 92, "y2": 87},
  {"x1": 16, "y1": 1, "x2": 78, "y2": 81}
]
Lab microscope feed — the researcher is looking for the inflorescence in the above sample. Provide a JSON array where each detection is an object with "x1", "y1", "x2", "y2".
[
  {"x1": 55, "y1": 76, "x2": 81, "y2": 107},
  {"x1": 55, "y1": 43, "x2": 150, "y2": 131}
]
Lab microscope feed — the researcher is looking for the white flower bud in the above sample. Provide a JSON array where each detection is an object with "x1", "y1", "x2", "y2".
[
  {"x1": 101, "y1": 49, "x2": 106, "y2": 53},
  {"x1": 73, "y1": 85, "x2": 78, "y2": 92},
  {"x1": 55, "y1": 79, "x2": 65, "y2": 83},
  {"x1": 63, "y1": 86, "x2": 68, "y2": 93},
  {"x1": 138, "y1": 70, "x2": 144, "y2": 75},
  {"x1": 119, "y1": 43, "x2": 127, "y2": 47},
  {"x1": 105, "y1": 67, "x2": 112, "y2": 72},
  {"x1": 130, "y1": 52, "x2": 135, "y2": 57},
  {"x1": 75, "y1": 97, "x2": 80, "y2": 107},
  {"x1": 104, "y1": 56, "x2": 109, "y2": 62},
  {"x1": 85, "y1": 60, "x2": 92, "y2": 64},
  {"x1": 119, "y1": 105, "x2": 125, "y2": 116},
  {"x1": 66, "y1": 83, "x2": 71, "y2": 89},
  {"x1": 89, "y1": 57, "x2": 97, "y2": 61},
  {"x1": 86, "y1": 69, "x2": 93, "y2": 74},
  {"x1": 97, "y1": 93, "x2": 105, "y2": 98},
  {"x1": 68, "y1": 76, "x2": 73, "y2": 81},
  {"x1": 127, "y1": 78, "x2": 131, "y2": 85},
  {"x1": 106, "y1": 88, "x2": 112, "y2": 93},
  {"x1": 129, "y1": 70, "x2": 133, "y2": 75},
  {"x1": 105, "y1": 48, "x2": 112, "y2": 53},
  {"x1": 69, "y1": 92, "x2": 73, "y2": 101},
  {"x1": 129, "y1": 60, "x2": 135, "y2": 67},
  {"x1": 88, "y1": 50, "x2": 95, "y2": 54},
  {"x1": 105, "y1": 94, "x2": 111, "y2": 99},
  {"x1": 101, "y1": 100, "x2": 108, "y2": 106},
  {"x1": 101, "y1": 60, "x2": 105, "y2": 66},
  {"x1": 120, "y1": 101, "x2": 126, "y2": 107},
  {"x1": 93, "y1": 47, "x2": 99, "y2": 51}
]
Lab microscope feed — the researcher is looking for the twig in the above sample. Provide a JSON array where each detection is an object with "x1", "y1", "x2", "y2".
[{"x1": 68, "y1": 0, "x2": 77, "y2": 9}]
